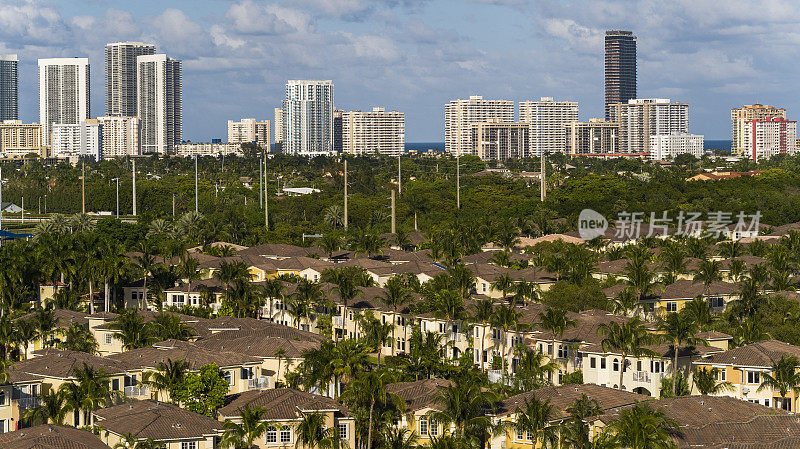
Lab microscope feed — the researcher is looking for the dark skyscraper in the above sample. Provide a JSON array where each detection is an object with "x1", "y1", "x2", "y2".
[
  {"x1": 604, "y1": 30, "x2": 636, "y2": 121},
  {"x1": 0, "y1": 55, "x2": 18, "y2": 121}
]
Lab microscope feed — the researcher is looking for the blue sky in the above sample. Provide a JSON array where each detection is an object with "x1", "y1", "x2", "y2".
[{"x1": 4, "y1": 0, "x2": 798, "y2": 141}]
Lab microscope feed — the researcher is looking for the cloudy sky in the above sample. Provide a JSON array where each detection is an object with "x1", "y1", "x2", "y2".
[{"x1": 4, "y1": 0, "x2": 797, "y2": 141}]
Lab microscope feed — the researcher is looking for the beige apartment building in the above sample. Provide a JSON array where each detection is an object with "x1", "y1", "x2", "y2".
[
  {"x1": 342, "y1": 107, "x2": 405, "y2": 157},
  {"x1": 519, "y1": 97, "x2": 578, "y2": 156},
  {"x1": 470, "y1": 120, "x2": 530, "y2": 160},
  {"x1": 228, "y1": 118, "x2": 270, "y2": 149},
  {"x1": 612, "y1": 98, "x2": 689, "y2": 155},
  {"x1": 97, "y1": 116, "x2": 140, "y2": 157},
  {"x1": 0, "y1": 120, "x2": 46, "y2": 158},
  {"x1": 564, "y1": 119, "x2": 620, "y2": 157},
  {"x1": 731, "y1": 104, "x2": 786, "y2": 157},
  {"x1": 445, "y1": 96, "x2": 514, "y2": 157}
]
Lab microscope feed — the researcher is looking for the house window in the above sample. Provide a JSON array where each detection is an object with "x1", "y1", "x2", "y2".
[
  {"x1": 601, "y1": 358, "x2": 607, "y2": 369},
  {"x1": 558, "y1": 345, "x2": 568, "y2": 359},
  {"x1": 516, "y1": 427, "x2": 524, "y2": 441},
  {"x1": 439, "y1": 323, "x2": 444, "y2": 333},
  {"x1": 112, "y1": 379, "x2": 120, "y2": 391},
  {"x1": 419, "y1": 417, "x2": 428, "y2": 436},
  {"x1": 612, "y1": 359, "x2": 619, "y2": 372},
  {"x1": 665, "y1": 302, "x2": 678, "y2": 313},
  {"x1": 0, "y1": 419, "x2": 5, "y2": 433},
  {"x1": 0, "y1": 390, "x2": 5, "y2": 406},
  {"x1": 526, "y1": 431, "x2": 533, "y2": 441},
  {"x1": 180, "y1": 443, "x2": 197, "y2": 449},
  {"x1": 280, "y1": 426, "x2": 291, "y2": 443},
  {"x1": 710, "y1": 297, "x2": 724, "y2": 308},
  {"x1": 482, "y1": 351, "x2": 488, "y2": 363},
  {"x1": 650, "y1": 360, "x2": 663, "y2": 373},
  {"x1": 590, "y1": 357, "x2": 596, "y2": 368},
  {"x1": 429, "y1": 418, "x2": 439, "y2": 437},
  {"x1": 104, "y1": 333, "x2": 114, "y2": 345},
  {"x1": 337, "y1": 423, "x2": 348, "y2": 439},
  {"x1": 241, "y1": 367, "x2": 254, "y2": 380},
  {"x1": 492, "y1": 328, "x2": 501, "y2": 340},
  {"x1": 747, "y1": 371, "x2": 760, "y2": 384},
  {"x1": 636, "y1": 361, "x2": 642, "y2": 371},
  {"x1": 224, "y1": 370, "x2": 234, "y2": 385},
  {"x1": 266, "y1": 426, "x2": 278, "y2": 443}
]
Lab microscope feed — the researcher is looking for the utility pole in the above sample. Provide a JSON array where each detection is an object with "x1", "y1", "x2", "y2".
[
  {"x1": 194, "y1": 155, "x2": 199, "y2": 214},
  {"x1": 397, "y1": 153, "x2": 402, "y2": 194},
  {"x1": 20, "y1": 197, "x2": 23, "y2": 225},
  {"x1": 0, "y1": 166, "x2": 3, "y2": 232},
  {"x1": 259, "y1": 152, "x2": 263, "y2": 209},
  {"x1": 81, "y1": 161, "x2": 85, "y2": 214},
  {"x1": 540, "y1": 151, "x2": 546, "y2": 202},
  {"x1": 343, "y1": 159, "x2": 348, "y2": 231},
  {"x1": 456, "y1": 152, "x2": 460, "y2": 209},
  {"x1": 264, "y1": 156, "x2": 269, "y2": 230},
  {"x1": 172, "y1": 194, "x2": 176, "y2": 218},
  {"x1": 113, "y1": 178, "x2": 119, "y2": 218},
  {"x1": 132, "y1": 159, "x2": 137, "y2": 216},
  {"x1": 391, "y1": 189, "x2": 396, "y2": 234}
]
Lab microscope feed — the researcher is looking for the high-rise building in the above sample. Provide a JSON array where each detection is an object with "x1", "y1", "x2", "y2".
[
  {"x1": 341, "y1": 107, "x2": 405, "y2": 157},
  {"x1": 38, "y1": 58, "x2": 90, "y2": 145},
  {"x1": 0, "y1": 55, "x2": 18, "y2": 121},
  {"x1": 612, "y1": 99, "x2": 689, "y2": 155},
  {"x1": 0, "y1": 121, "x2": 46, "y2": 158},
  {"x1": 97, "y1": 115, "x2": 140, "y2": 157},
  {"x1": 605, "y1": 30, "x2": 637, "y2": 121},
  {"x1": 274, "y1": 107, "x2": 283, "y2": 151},
  {"x1": 742, "y1": 116, "x2": 797, "y2": 161},
  {"x1": 333, "y1": 108, "x2": 343, "y2": 153},
  {"x1": 137, "y1": 54, "x2": 181, "y2": 154},
  {"x1": 227, "y1": 118, "x2": 270, "y2": 149},
  {"x1": 282, "y1": 80, "x2": 334, "y2": 156},
  {"x1": 470, "y1": 120, "x2": 530, "y2": 160},
  {"x1": 445, "y1": 96, "x2": 514, "y2": 157},
  {"x1": 649, "y1": 132, "x2": 704, "y2": 161},
  {"x1": 105, "y1": 42, "x2": 156, "y2": 116},
  {"x1": 51, "y1": 119, "x2": 102, "y2": 160},
  {"x1": 519, "y1": 97, "x2": 578, "y2": 156},
  {"x1": 731, "y1": 104, "x2": 786, "y2": 157},
  {"x1": 564, "y1": 119, "x2": 620, "y2": 157}
]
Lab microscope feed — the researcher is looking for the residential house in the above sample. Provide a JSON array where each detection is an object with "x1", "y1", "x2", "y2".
[
  {"x1": 0, "y1": 424, "x2": 111, "y2": 448},
  {"x1": 387, "y1": 378, "x2": 452, "y2": 442}
]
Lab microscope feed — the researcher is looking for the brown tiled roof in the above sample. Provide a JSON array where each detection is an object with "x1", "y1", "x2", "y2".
[
  {"x1": 196, "y1": 318, "x2": 326, "y2": 342},
  {"x1": 0, "y1": 424, "x2": 110, "y2": 449},
  {"x1": 386, "y1": 378, "x2": 452, "y2": 412},
  {"x1": 596, "y1": 395, "x2": 799, "y2": 449},
  {"x1": 389, "y1": 260, "x2": 444, "y2": 276},
  {"x1": 9, "y1": 349, "x2": 125, "y2": 381},
  {"x1": 697, "y1": 339, "x2": 800, "y2": 367},
  {"x1": 334, "y1": 258, "x2": 396, "y2": 270},
  {"x1": 696, "y1": 331, "x2": 732, "y2": 341},
  {"x1": 271, "y1": 256, "x2": 333, "y2": 271},
  {"x1": 496, "y1": 383, "x2": 647, "y2": 420},
  {"x1": 94, "y1": 400, "x2": 222, "y2": 440},
  {"x1": 218, "y1": 388, "x2": 350, "y2": 420},
  {"x1": 16, "y1": 309, "x2": 90, "y2": 330},
  {"x1": 108, "y1": 340, "x2": 262, "y2": 371},
  {"x1": 658, "y1": 280, "x2": 740, "y2": 299},
  {"x1": 462, "y1": 251, "x2": 532, "y2": 266},
  {"x1": 164, "y1": 278, "x2": 224, "y2": 293},
  {"x1": 529, "y1": 309, "x2": 630, "y2": 347},
  {"x1": 193, "y1": 332, "x2": 321, "y2": 358},
  {"x1": 238, "y1": 243, "x2": 324, "y2": 259},
  {"x1": 374, "y1": 248, "x2": 433, "y2": 264}
]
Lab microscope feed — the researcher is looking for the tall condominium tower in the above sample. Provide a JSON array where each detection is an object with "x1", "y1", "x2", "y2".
[
  {"x1": 342, "y1": 108, "x2": 405, "y2": 157},
  {"x1": 282, "y1": 80, "x2": 334, "y2": 155},
  {"x1": 105, "y1": 42, "x2": 156, "y2": 116},
  {"x1": 0, "y1": 55, "x2": 18, "y2": 121},
  {"x1": 444, "y1": 96, "x2": 514, "y2": 157},
  {"x1": 228, "y1": 118, "x2": 270, "y2": 149},
  {"x1": 519, "y1": 97, "x2": 579, "y2": 156},
  {"x1": 605, "y1": 30, "x2": 637, "y2": 121},
  {"x1": 38, "y1": 58, "x2": 90, "y2": 145},
  {"x1": 612, "y1": 98, "x2": 689, "y2": 155},
  {"x1": 274, "y1": 107, "x2": 283, "y2": 151},
  {"x1": 731, "y1": 104, "x2": 786, "y2": 157},
  {"x1": 137, "y1": 54, "x2": 182, "y2": 154},
  {"x1": 98, "y1": 115, "x2": 140, "y2": 157},
  {"x1": 281, "y1": 80, "x2": 333, "y2": 156}
]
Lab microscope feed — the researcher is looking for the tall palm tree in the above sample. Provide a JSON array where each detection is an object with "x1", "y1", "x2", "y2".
[
  {"x1": 293, "y1": 279, "x2": 324, "y2": 331},
  {"x1": 758, "y1": 355, "x2": 800, "y2": 411},
  {"x1": 623, "y1": 258, "x2": 659, "y2": 301},
  {"x1": 681, "y1": 297, "x2": 714, "y2": 332},
  {"x1": 15, "y1": 318, "x2": 38, "y2": 360},
  {"x1": 342, "y1": 370, "x2": 403, "y2": 449},
  {"x1": 150, "y1": 313, "x2": 196, "y2": 341},
  {"x1": 491, "y1": 273, "x2": 515, "y2": 302},
  {"x1": 603, "y1": 402, "x2": 679, "y2": 449},
  {"x1": 693, "y1": 367, "x2": 734, "y2": 395},
  {"x1": 331, "y1": 275, "x2": 361, "y2": 339},
  {"x1": 717, "y1": 241, "x2": 742, "y2": 260},
  {"x1": 513, "y1": 345, "x2": 557, "y2": 391},
  {"x1": 692, "y1": 259, "x2": 722, "y2": 296},
  {"x1": 142, "y1": 358, "x2": 190, "y2": 403},
  {"x1": 431, "y1": 378, "x2": 499, "y2": 448},
  {"x1": 220, "y1": 405, "x2": 270, "y2": 449},
  {"x1": 100, "y1": 240, "x2": 128, "y2": 311},
  {"x1": 381, "y1": 276, "x2": 414, "y2": 356},
  {"x1": 262, "y1": 278, "x2": 285, "y2": 322},
  {"x1": 514, "y1": 397, "x2": 556, "y2": 449},
  {"x1": 294, "y1": 411, "x2": 344, "y2": 449},
  {"x1": 33, "y1": 308, "x2": 57, "y2": 349},
  {"x1": 538, "y1": 308, "x2": 577, "y2": 366},
  {"x1": 108, "y1": 310, "x2": 156, "y2": 350},
  {"x1": 57, "y1": 322, "x2": 99, "y2": 354},
  {"x1": 382, "y1": 428, "x2": 418, "y2": 449},
  {"x1": 598, "y1": 318, "x2": 657, "y2": 390},
  {"x1": 177, "y1": 253, "x2": 201, "y2": 306},
  {"x1": 657, "y1": 312, "x2": 706, "y2": 396},
  {"x1": 23, "y1": 389, "x2": 68, "y2": 425},
  {"x1": 490, "y1": 304, "x2": 522, "y2": 383},
  {"x1": 471, "y1": 299, "x2": 494, "y2": 371},
  {"x1": 360, "y1": 313, "x2": 393, "y2": 366},
  {"x1": 60, "y1": 363, "x2": 111, "y2": 426},
  {"x1": 135, "y1": 241, "x2": 158, "y2": 309}
]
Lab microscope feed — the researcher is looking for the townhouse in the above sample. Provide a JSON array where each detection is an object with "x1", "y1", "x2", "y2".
[
  {"x1": 0, "y1": 424, "x2": 110, "y2": 448},
  {"x1": 386, "y1": 378, "x2": 453, "y2": 442},
  {"x1": 217, "y1": 388, "x2": 355, "y2": 449},
  {"x1": 604, "y1": 279, "x2": 740, "y2": 318}
]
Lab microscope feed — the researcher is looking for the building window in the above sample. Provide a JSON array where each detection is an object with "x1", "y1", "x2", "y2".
[
  {"x1": 526, "y1": 430, "x2": 533, "y2": 441},
  {"x1": 636, "y1": 360, "x2": 642, "y2": 371},
  {"x1": 0, "y1": 390, "x2": 5, "y2": 406},
  {"x1": 104, "y1": 333, "x2": 114, "y2": 345},
  {"x1": 429, "y1": 418, "x2": 439, "y2": 437},
  {"x1": 280, "y1": 426, "x2": 291, "y2": 443},
  {"x1": 590, "y1": 357, "x2": 596, "y2": 368},
  {"x1": 492, "y1": 328, "x2": 501, "y2": 340},
  {"x1": 601, "y1": 358, "x2": 607, "y2": 369},
  {"x1": 612, "y1": 359, "x2": 619, "y2": 372},
  {"x1": 112, "y1": 379, "x2": 120, "y2": 391},
  {"x1": 516, "y1": 427, "x2": 524, "y2": 441},
  {"x1": 266, "y1": 427, "x2": 277, "y2": 443},
  {"x1": 224, "y1": 370, "x2": 234, "y2": 385},
  {"x1": 241, "y1": 367, "x2": 254, "y2": 380},
  {"x1": 710, "y1": 297, "x2": 724, "y2": 308},
  {"x1": 337, "y1": 423, "x2": 348, "y2": 440},
  {"x1": 180, "y1": 443, "x2": 197, "y2": 449},
  {"x1": 419, "y1": 417, "x2": 428, "y2": 436},
  {"x1": 747, "y1": 371, "x2": 760, "y2": 384},
  {"x1": 665, "y1": 302, "x2": 678, "y2": 313}
]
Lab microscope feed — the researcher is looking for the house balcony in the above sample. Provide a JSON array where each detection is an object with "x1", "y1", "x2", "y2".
[{"x1": 124, "y1": 386, "x2": 149, "y2": 397}]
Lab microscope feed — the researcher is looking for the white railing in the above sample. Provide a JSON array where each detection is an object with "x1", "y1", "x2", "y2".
[
  {"x1": 448, "y1": 332, "x2": 462, "y2": 342},
  {"x1": 248, "y1": 377, "x2": 269, "y2": 390},
  {"x1": 124, "y1": 386, "x2": 149, "y2": 397},
  {"x1": 632, "y1": 371, "x2": 651, "y2": 383},
  {"x1": 488, "y1": 370, "x2": 503, "y2": 383},
  {"x1": 17, "y1": 397, "x2": 40, "y2": 410},
  {"x1": 333, "y1": 316, "x2": 345, "y2": 327}
]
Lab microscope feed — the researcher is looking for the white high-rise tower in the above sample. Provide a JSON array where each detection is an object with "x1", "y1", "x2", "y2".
[
  {"x1": 105, "y1": 42, "x2": 156, "y2": 117},
  {"x1": 137, "y1": 54, "x2": 182, "y2": 154},
  {"x1": 38, "y1": 58, "x2": 90, "y2": 145},
  {"x1": 282, "y1": 80, "x2": 334, "y2": 155}
]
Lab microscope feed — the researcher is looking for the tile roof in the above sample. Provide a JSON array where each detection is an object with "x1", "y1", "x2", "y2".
[
  {"x1": 237, "y1": 243, "x2": 324, "y2": 259},
  {"x1": 0, "y1": 424, "x2": 110, "y2": 449},
  {"x1": 386, "y1": 378, "x2": 453, "y2": 412},
  {"x1": 495, "y1": 383, "x2": 647, "y2": 420},
  {"x1": 193, "y1": 332, "x2": 322, "y2": 358},
  {"x1": 218, "y1": 388, "x2": 350, "y2": 420},
  {"x1": 107, "y1": 340, "x2": 262, "y2": 371},
  {"x1": 16, "y1": 309, "x2": 90, "y2": 330},
  {"x1": 196, "y1": 318, "x2": 327, "y2": 342},
  {"x1": 9, "y1": 349, "x2": 126, "y2": 381},
  {"x1": 696, "y1": 339, "x2": 800, "y2": 367},
  {"x1": 94, "y1": 400, "x2": 222, "y2": 440}
]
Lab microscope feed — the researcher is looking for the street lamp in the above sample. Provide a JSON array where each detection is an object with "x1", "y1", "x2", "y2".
[{"x1": 112, "y1": 178, "x2": 119, "y2": 218}]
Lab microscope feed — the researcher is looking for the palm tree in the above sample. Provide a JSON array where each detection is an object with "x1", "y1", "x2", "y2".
[
  {"x1": 293, "y1": 279, "x2": 324, "y2": 331},
  {"x1": 538, "y1": 308, "x2": 577, "y2": 367},
  {"x1": 513, "y1": 345, "x2": 557, "y2": 391},
  {"x1": 681, "y1": 297, "x2": 714, "y2": 331},
  {"x1": 99, "y1": 240, "x2": 128, "y2": 311},
  {"x1": 262, "y1": 278, "x2": 285, "y2": 322},
  {"x1": 294, "y1": 411, "x2": 344, "y2": 449},
  {"x1": 657, "y1": 312, "x2": 706, "y2": 396},
  {"x1": 24, "y1": 389, "x2": 68, "y2": 425},
  {"x1": 603, "y1": 402, "x2": 679, "y2": 449},
  {"x1": 135, "y1": 241, "x2": 158, "y2": 308},
  {"x1": 758, "y1": 355, "x2": 800, "y2": 411},
  {"x1": 220, "y1": 405, "x2": 270, "y2": 449},
  {"x1": 491, "y1": 273, "x2": 515, "y2": 301},
  {"x1": 692, "y1": 259, "x2": 722, "y2": 296},
  {"x1": 693, "y1": 367, "x2": 734, "y2": 395},
  {"x1": 659, "y1": 242, "x2": 687, "y2": 284},
  {"x1": 611, "y1": 288, "x2": 639, "y2": 317},
  {"x1": 598, "y1": 318, "x2": 657, "y2": 390},
  {"x1": 717, "y1": 241, "x2": 742, "y2": 260},
  {"x1": 60, "y1": 362, "x2": 111, "y2": 426},
  {"x1": 431, "y1": 378, "x2": 499, "y2": 447},
  {"x1": 57, "y1": 322, "x2": 99, "y2": 354},
  {"x1": 331, "y1": 275, "x2": 360, "y2": 339},
  {"x1": 623, "y1": 258, "x2": 659, "y2": 301},
  {"x1": 360, "y1": 313, "x2": 393, "y2": 366},
  {"x1": 15, "y1": 318, "x2": 38, "y2": 360},
  {"x1": 382, "y1": 428, "x2": 418, "y2": 449},
  {"x1": 214, "y1": 260, "x2": 251, "y2": 291},
  {"x1": 472, "y1": 299, "x2": 494, "y2": 371},
  {"x1": 142, "y1": 359, "x2": 190, "y2": 403},
  {"x1": 113, "y1": 434, "x2": 166, "y2": 449},
  {"x1": 490, "y1": 304, "x2": 522, "y2": 384},
  {"x1": 381, "y1": 276, "x2": 414, "y2": 356},
  {"x1": 150, "y1": 313, "x2": 196, "y2": 341},
  {"x1": 33, "y1": 308, "x2": 57, "y2": 349},
  {"x1": 177, "y1": 253, "x2": 201, "y2": 305},
  {"x1": 324, "y1": 205, "x2": 345, "y2": 229},
  {"x1": 514, "y1": 397, "x2": 557, "y2": 449},
  {"x1": 108, "y1": 310, "x2": 156, "y2": 350},
  {"x1": 342, "y1": 371, "x2": 403, "y2": 449}
]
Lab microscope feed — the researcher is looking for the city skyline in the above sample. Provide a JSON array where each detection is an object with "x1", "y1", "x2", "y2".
[{"x1": 1, "y1": 0, "x2": 798, "y2": 142}]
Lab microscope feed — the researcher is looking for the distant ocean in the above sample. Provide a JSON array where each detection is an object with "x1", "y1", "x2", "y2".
[{"x1": 405, "y1": 140, "x2": 733, "y2": 153}]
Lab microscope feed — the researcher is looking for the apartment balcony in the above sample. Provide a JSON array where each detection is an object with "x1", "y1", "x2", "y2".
[
  {"x1": 248, "y1": 377, "x2": 269, "y2": 390},
  {"x1": 124, "y1": 386, "x2": 149, "y2": 397},
  {"x1": 16, "y1": 397, "x2": 41, "y2": 410},
  {"x1": 631, "y1": 371, "x2": 651, "y2": 383},
  {"x1": 333, "y1": 316, "x2": 345, "y2": 327},
  {"x1": 448, "y1": 332, "x2": 462, "y2": 342}
]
